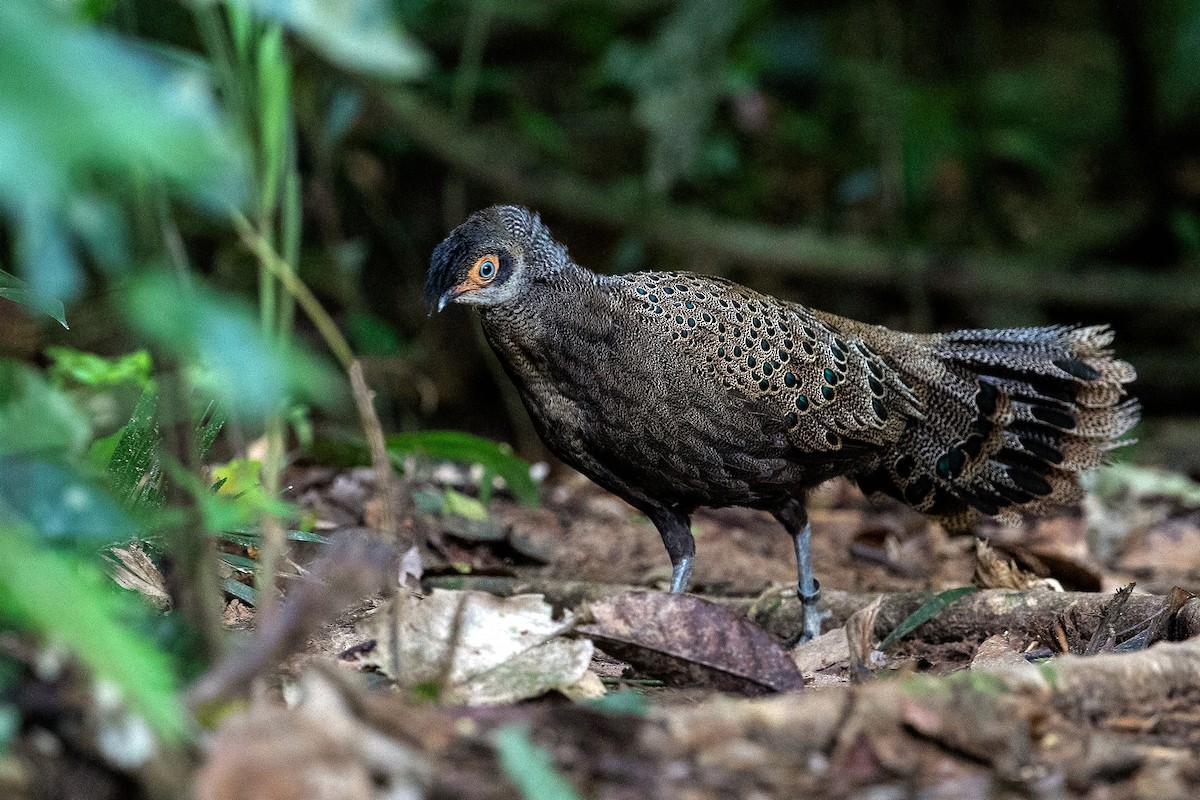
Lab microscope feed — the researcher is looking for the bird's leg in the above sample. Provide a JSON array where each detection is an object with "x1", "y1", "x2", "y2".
[
  {"x1": 645, "y1": 506, "x2": 695, "y2": 593},
  {"x1": 774, "y1": 500, "x2": 827, "y2": 645}
]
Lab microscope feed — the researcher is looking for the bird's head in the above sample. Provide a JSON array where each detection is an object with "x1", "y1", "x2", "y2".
[{"x1": 425, "y1": 205, "x2": 569, "y2": 314}]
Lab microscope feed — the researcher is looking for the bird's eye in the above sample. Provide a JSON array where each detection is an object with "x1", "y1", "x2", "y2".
[{"x1": 473, "y1": 254, "x2": 499, "y2": 283}]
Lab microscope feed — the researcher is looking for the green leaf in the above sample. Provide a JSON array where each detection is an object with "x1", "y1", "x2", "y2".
[
  {"x1": 492, "y1": 723, "x2": 583, "y2": 800},
  {"x1": 121, "y1": 270, "x2": 345, "y2": 421},
  {"x1": 103, "y1": 386, "x2": 227, "y2": 511},
  {"x1": 256, "y1": 23, "x2": 290, "y2": 214},
  {"x1": 86, "y1": 428, "x2": 124, "y2": 472},
  {"x1": 197, "y1": 399, "x2": 227, "y2": 459},
  {"x1": 240, "y1": 0, "x2": 431, "y2": 80},
  {"x1": 878, "y1": 587, "x2": 977, "y2": 651},
  {"x1": 105, "y1": 387, "x2": 163, "y2": 508},
  {"x1": 0, "y1": 269, "x2": 67, "y2": 328},
  {"x1": 0, "y1": 455, "x2": 136, "y2": 548},
  {"x1": 410, "y1": 487, "x2": 446, "y2": 515},
  {"x1": 443, "y1": 488, "x2": 488, "y2": 521},
  {"x1": 585, "y1": 689, "x2": 649, "y2": 716},
  {"x1": 218, "y1": 552, "x2": 258, "y2": 573},
  {"x1": 387, "y1": 430, "x2": 540, "y2": 506},
  {"x1": 210, "y1": 459, "x2": 265, "y2": 498},
  {"x1": 0, "y1": 3, "x2": 250, "y2": 303},
  {"x1": 0, "y1": 360, "x2": 90, "y2": 457},
  {"x1": 218, "y1": 528, "x2": 328, "y2": 548},
  {"x1": 222, "y1": 576, "x2": 259, "y2": 606},
  {"x1": 0, "y1": 522, "x2": 186, "y2": 739},
  {"x1": 46, "y1": 347, "x2": 152, "y2": 390}
]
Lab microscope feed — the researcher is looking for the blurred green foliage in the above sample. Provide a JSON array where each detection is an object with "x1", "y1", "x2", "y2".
[
  {"x1": 0, "y1": 2, "x2": 249, "y2": 306},
  {"x1": 0, "y1": 365, "x2": 186, "y2": 739},
  {"x1": 493, "y1": 722, "x2": 584, "y2": 800},
  {"x1": 121, "y1": 269, "x2": 344, "y2": 420}
]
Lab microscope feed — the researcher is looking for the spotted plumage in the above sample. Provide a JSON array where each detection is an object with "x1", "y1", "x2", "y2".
[{"x1": 426, "y1": 205, "x2": 1139, "y2": 643}]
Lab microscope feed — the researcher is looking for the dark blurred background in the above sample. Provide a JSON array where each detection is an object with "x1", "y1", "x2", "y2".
[{"x1": 5, "y1": 0, "x2": 1200, "y2": 471}]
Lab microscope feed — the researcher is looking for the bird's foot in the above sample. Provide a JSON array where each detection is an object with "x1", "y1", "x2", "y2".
[
  {"x1": 783, "y1": 580, "x2": 829, "y2": 647},
  {"x1": 669, "y1": 556, "x2": 693, "y2": 593}
]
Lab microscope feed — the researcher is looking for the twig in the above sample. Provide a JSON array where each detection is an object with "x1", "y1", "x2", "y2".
[{"x1": 348, "y1": 361, "x2": 399, "y2": 543}]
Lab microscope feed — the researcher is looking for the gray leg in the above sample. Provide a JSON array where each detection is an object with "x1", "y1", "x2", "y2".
[
  {"x1": 645, "y1": 506, "x2": 695, "y2": 593},
  {"x1": 774, "y1": 501, "x2": 826, "y2": 645}
]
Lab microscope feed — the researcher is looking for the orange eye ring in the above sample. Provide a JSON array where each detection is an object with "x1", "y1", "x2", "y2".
[{"x1": 473, "y1": 254, "x2": 499, "y2": 283}]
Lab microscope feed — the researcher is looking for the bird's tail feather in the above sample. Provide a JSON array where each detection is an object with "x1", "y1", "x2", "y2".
[{"x1": 854, "y1": 324, "x2": 1138, "y2": 532}]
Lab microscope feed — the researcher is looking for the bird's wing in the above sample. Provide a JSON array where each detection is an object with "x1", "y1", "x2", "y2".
[{"x1": 620, "y1": 271, "x2": 922, "y2": 462}]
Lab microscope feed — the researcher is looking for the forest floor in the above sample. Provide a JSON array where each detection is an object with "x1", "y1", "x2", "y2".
[
  {"x1": 17, "y1": 460, "x2": 1200, "y2": 800},
  {"x1": 194, "y1": 461, "x2": 1200, "y2": 800}
]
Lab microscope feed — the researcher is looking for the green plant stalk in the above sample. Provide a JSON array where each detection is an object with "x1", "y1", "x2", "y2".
[
  {"x1": 232, "y1": 213, "x2": 356, "y2": 371},
  {"x1": 252, "y1": 22, "x2": 294, "y2": 624},
  {"x1": 278, "y1": 149, "x2": 301, "y2": 340},
  {"x1": 192, "y1": 4, "x2": 244, "y2": 128}
]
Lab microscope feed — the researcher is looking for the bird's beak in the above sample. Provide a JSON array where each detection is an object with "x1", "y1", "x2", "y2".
[{"x1": 436, "y1": 287, "x2": 464, "y2": 313}]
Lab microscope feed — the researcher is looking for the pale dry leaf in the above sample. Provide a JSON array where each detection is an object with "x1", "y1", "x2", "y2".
[
  {"x1": 970, "y1": 634, "x2": 1049, "y2": 693},
  {"x1": 791, "y1": 627, "x2": 851, "y2": 674},
  {"x1": 557, "y1": 670, "x2": 607, "y2": 701},
  {"x1": 104, "y1": 545, "x2": 170, "y2": 610},
  {"x1": 845, "y1": 596, "x2": 884, "y2": 679},
  {"x1": 355, "y1": 589, "x2": 594, "y2": 705},
  {"x1": 974, "y1": 539, "x2": 1061, "y2": 591}
]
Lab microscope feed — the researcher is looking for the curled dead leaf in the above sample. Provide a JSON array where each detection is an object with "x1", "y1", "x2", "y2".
[{"x1": 576, "y1": 592, "x2": 804, "y2": 694}]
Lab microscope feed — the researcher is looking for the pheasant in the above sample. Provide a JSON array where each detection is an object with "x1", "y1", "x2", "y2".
[{"x1": 426, "y1": 205, "x2": 1139, "y2": 643}]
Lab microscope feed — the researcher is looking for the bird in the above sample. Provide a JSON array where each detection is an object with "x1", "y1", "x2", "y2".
[{"x1": 425, "y1": 205, "x2": 1139, "y2": 644}]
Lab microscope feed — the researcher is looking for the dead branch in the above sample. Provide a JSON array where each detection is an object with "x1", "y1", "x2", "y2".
[{"x1": 423, "y1": 575, "x2": 1200, "y2": 644}]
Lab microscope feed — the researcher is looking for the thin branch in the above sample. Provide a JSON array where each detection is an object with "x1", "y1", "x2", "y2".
[{"x1": 380, "y1": 90, "x2": 1200, "y2": 313}]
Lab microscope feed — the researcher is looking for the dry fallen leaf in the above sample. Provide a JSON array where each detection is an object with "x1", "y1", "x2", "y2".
[
  {"x1": 103, "y1": 544, "x2": 170, "y2": 610},
  {"x1": 973, "y1": 540, "x2": 1062, "y2": 591},
  {"x1": 576, "y1": 592, "x2": 804, "y2": 694},
  {"x1": 845, "y1": 596, "x2": 884, "y2": 679},
  {"x1": 969, "y1": 635, "x2": 1049, "y2": 693},
  {"x1": 355, "y1": 589, "x2": 597, "y2": 705},
  {"x1": 398, "y1": 544, "x2": 423, "y2": 592}
]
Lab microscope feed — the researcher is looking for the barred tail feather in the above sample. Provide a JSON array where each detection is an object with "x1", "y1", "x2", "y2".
[{"x1": 854, "y1": 324, "x2": 1139, "y2": 532}]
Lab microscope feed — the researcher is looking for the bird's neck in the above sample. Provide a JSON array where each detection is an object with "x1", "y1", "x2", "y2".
[
  {"x1": 537, "y1": 258, "x2": 595, "y2": 286},
  {"x1": 479, "y1": 260, "x2": 607, "y2": 344}
]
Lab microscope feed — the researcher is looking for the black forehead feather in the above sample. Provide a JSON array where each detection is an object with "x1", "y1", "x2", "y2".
[
  {"x1": 425, "y1": 227, "x2": 473, "y2": 308},
  {"x1": 424, "y1": 208, "x2": 502, "y2": 309}
]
